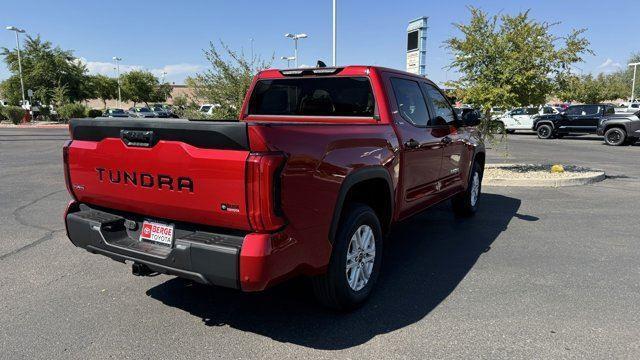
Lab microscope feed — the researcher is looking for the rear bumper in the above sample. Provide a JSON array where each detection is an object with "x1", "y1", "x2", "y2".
[{"x1": 65, "y1": 202, "x2": 290, "y2": 291}]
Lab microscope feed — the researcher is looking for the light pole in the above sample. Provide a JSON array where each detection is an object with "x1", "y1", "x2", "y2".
[
  {"x1": 629, "y1": 62, "x2": 640, "y2": 108},
  {"x1": 281, "y1": 56, "x2": 296, "y2": 68},
  {"x1": 113, "y1": 57, "x2": 122, "y2": 108},
  {"x1": 332, "y1": 0, "x2": 337, "y2": 66},
  {"x1": 284, "y1": 33, "x2": 307, "y2": 68},
  {"x1": 6, "y1": 26, "x2": 26, "y2": 106}
]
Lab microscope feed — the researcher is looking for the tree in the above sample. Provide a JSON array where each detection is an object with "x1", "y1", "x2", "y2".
[
  {"x1": 89, "y1": 75, "x2": 118, "y2": 109},
  {"x1": 555, "y1": 63, "x2": 629, "y2": 104},
  {"x1": 186, "y1": 41, "x2": 272, "y2": 119},
  {"x1": 445, "y1": 7, "x2": 592, "y2": 134},
  {"x1": 0, "y1": 35, "x2": 91, "y2": 105},
  {"x1": 607, "y1": 53, "x2": 640, "y2": 102},
  {"x1": 172, "y1": 94, "x2": 188, "y2": 108},
  {"x1": 120, "y1": 70, "x2": 166, "y2": 107}
]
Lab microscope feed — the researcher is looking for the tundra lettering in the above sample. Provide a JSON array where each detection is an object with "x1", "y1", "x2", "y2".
[
  {"x1": 65, "y1": 65, "x2": 485, "y2": 310},
  {"x1": 95, "y1": 167, "x2": 194, "y2": 193}
]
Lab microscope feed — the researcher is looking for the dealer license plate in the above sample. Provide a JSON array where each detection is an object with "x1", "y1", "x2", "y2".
[{"x1": 139, "y1": 221, "x2": 174, "y2": 247}]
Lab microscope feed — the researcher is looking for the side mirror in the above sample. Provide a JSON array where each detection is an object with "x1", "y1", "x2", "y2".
[{"x1": 461, "y1": 110, "x2": 481, "y2": 126}]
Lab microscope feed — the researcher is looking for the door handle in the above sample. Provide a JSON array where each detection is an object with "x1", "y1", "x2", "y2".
[
  {"x1": 441, "y1": 136, "x2": 452, "y2": 144},
  {"x1": 404, "y1": 139, "x2": 420, "y2": 149}
]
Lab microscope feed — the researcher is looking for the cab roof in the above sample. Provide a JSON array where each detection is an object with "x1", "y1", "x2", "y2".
[{"x1": 256, "y1": 65, "x2": 434, "y2": 83}]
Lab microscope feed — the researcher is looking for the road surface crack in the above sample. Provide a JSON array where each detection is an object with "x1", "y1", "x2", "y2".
[{"x1": 0, "y1": 190, "x2": 66, "y2": 261}]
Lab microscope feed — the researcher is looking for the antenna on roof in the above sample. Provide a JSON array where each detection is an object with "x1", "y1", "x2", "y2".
[{"x1": 317, "y1": 60, "x2": 327, "y2": 68}]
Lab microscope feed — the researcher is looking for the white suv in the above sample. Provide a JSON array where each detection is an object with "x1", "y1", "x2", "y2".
[{"x1": 497, "y1": 106, "x2": 560, "y2": 133}]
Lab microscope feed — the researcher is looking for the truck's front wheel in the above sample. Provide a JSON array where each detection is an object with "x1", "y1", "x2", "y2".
[
  {"x1": 452, "y1": 161, "x2": 483, "y2": 217},
  {"x1": 312, "y1": 204, "x2": 382, "y2": 310}
]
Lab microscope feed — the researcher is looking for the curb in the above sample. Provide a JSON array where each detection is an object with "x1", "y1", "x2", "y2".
[
  {"x1": 0, "y1": 124, "x2": 68, "y2": 129},
  {"x1": 483, "y1": 164, "x2": 606, "y2": 187}
]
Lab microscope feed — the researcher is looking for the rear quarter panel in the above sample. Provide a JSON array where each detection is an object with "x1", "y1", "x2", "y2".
[{"x1": 249, "y1": 122, "x2": 399, "y2": 271}]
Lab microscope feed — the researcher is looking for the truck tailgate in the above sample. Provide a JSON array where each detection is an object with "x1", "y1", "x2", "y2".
[{"x1": 66, "y1": 118, "x2": 252, "y2": 231}]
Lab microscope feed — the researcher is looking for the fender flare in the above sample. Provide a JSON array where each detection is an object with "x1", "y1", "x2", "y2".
[
  {"x1": 535, "y1": 120, "x2": 555, "y2": 130},
  {"x1": 328, "y1": 166, "x2": 394, "y2": 244},
  {"x1": 603, "y1": 122, "x2": 631, "y2": 133}
]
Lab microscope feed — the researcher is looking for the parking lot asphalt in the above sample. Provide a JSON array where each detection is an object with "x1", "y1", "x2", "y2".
[{"x1": 1, "y1": 128, "x2": 639, "y2": 359}]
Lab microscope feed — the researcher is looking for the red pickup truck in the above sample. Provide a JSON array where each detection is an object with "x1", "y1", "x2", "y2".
[{"x1": 64, "y1": 65, "x2": 485, "y2": 309}]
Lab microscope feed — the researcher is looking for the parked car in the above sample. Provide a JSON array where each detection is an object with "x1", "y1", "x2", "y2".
[
  {"x1": 63, "y1": 65, "x2": 485, "y2": 310},
  {"x1": 496, "y1": 106, "x2": 559, "y2": 134},
  {"x1": 150, "y1": 106, "x2": 171, "y2": 118},
  {"x1": 127, "y1": 107, "x2": 157, "y2": 118},
  {"x1": 454, "y1": 107, "x2": 482, "y2": 123},
  {"x1": 490, "y1": 107, "x2": 506, "y2": 119},
  {"x1": 103, "y1": 108, "x2": 129, "y2": 118},
  {"x1": 199, "y1": 103, "x2": 221, "y2": 115},
  {"x1": 533, "y1": 104, "x2": 616, "y2": 139},
  {"x1": 151, "y1": 103, "x2": 177, "y2": 118},
  {"x1": 597, "y1": 110, "x2": 640, "y2": 146}
]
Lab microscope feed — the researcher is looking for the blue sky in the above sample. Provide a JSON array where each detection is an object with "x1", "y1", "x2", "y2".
[{"x1": 0, "y1": 0, "x2": 638, "y2": 85}]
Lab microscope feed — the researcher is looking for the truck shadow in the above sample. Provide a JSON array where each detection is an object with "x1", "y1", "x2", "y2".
[{"x1": 146, "y1": 193, "x2": 529, "y2": 350}]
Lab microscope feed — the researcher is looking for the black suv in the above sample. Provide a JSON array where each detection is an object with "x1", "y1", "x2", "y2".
[
  {"x1": 533, "y1": 104, "x2": 616, "y2": 139},
  {"x1": 597, "y1": 110, "x2": 640, "y2": 146}
]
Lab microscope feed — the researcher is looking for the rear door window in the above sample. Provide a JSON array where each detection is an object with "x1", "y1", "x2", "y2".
[
  {"x1": 526, "y1": 108, "x2": 539, "y2": 115},
  {"x1": 582, "y1": 105, "x2": 600, "y2": 115},
  {"x1": 390, "y1": 78, "x2": 430, "y2": 126},
  {"x1": 248, "y1": 77, "x2": 375, "y2": 117},
  {"x1": 564, "y1": 106, "x2": 584, "y2": 116}
]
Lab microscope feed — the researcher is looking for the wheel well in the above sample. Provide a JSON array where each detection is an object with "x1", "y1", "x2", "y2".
[
  {"x1": 342, "y1": 178, "x2": 392, "y2": 235},
  {"x1": 474, "y1": 152, "x2": 485, "y2": 171},
  {"x1": 605, "y1": 124, "x2": 626, "y2": 133},
  {"x1": 535, "y1": 121, "x2": 554, "y2": 130}
]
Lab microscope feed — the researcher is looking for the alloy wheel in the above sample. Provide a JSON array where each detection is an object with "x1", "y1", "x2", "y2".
[{"x1": 345, "y1": 224, "x2": 376, "y2": 291}]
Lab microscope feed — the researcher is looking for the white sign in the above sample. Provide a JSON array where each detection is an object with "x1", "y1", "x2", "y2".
[{"x1": 406, "y1": 51, "x2": 419, "y2": 74}]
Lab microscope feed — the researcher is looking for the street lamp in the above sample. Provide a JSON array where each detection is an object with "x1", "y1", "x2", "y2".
[
  {"x1": 332, "y1": 0, "x2": 337, "y2": 66},
  {"x1": 5, "y1": 26, "x2": 26, "y2": 106},
  {"x1": 113, "y1": 56, "x2": 122, "y2": 108},
  {"x1": 629, "y1": 62, "x2": 640, "y2": 109},
  {"x1": 280, "y1": 56, "x2": 296, "y2": 68},
  {"x1": 284, "y1": 33, "x2": 307, "y2": 68}
]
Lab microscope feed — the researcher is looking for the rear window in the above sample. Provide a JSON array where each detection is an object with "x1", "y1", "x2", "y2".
[{"x1": 248, "y1": 77, "x2": 375, "y2": 117}]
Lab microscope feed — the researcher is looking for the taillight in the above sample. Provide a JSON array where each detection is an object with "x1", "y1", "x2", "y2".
[
  {"x1": 246, "y1": 153, "x2": 286, "y2": 232},
  {"x1": 63, "y1": 140, "x2": 77, "y2": 201}
]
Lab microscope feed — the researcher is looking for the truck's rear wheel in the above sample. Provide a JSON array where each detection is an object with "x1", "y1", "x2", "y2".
[
  {"x1": 312, "y1": 204, "x2": 382, "y2": 310},
  {"x1": 452, "y1": 161, "x2": 483, "y2": 217}
]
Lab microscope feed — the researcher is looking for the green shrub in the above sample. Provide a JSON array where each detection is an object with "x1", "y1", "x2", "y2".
[
  {"x1": 0, "y1": 105, "x2": 6, "y2": 121},
  {"x1": 0, "y1": 106, "x2": 26, "y2": 124},
  {"x1": 86, "y1": 109, "x2": 103, "y2": 118},
  {"x1": 57, "y1": 103, "x2": 89, "y2": 121}
]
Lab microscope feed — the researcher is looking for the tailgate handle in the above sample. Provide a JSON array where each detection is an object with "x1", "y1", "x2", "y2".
[{"x1": 120, "y1": 130, "x2": 156, "y2": 147}]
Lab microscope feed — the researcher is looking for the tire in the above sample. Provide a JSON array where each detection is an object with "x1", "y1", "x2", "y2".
[
  {"x1": 452, "y1": 161, "x2": 483, "y2": 217},
  {"x1": 506, "y1": 129, "x2": 516, "y2": 134},
  {"x1": 604, "y1": 127, "x2": 627, "y2": 146},
  {"x1": 494, "y1": 121, "x2": 505, "y2": 134},
  {"x1": 537, "y1": 124, "x2": 554, "y2": 139},
  {"x1": 312, "y1": 204, "x2": 383, "y2": 310}
]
